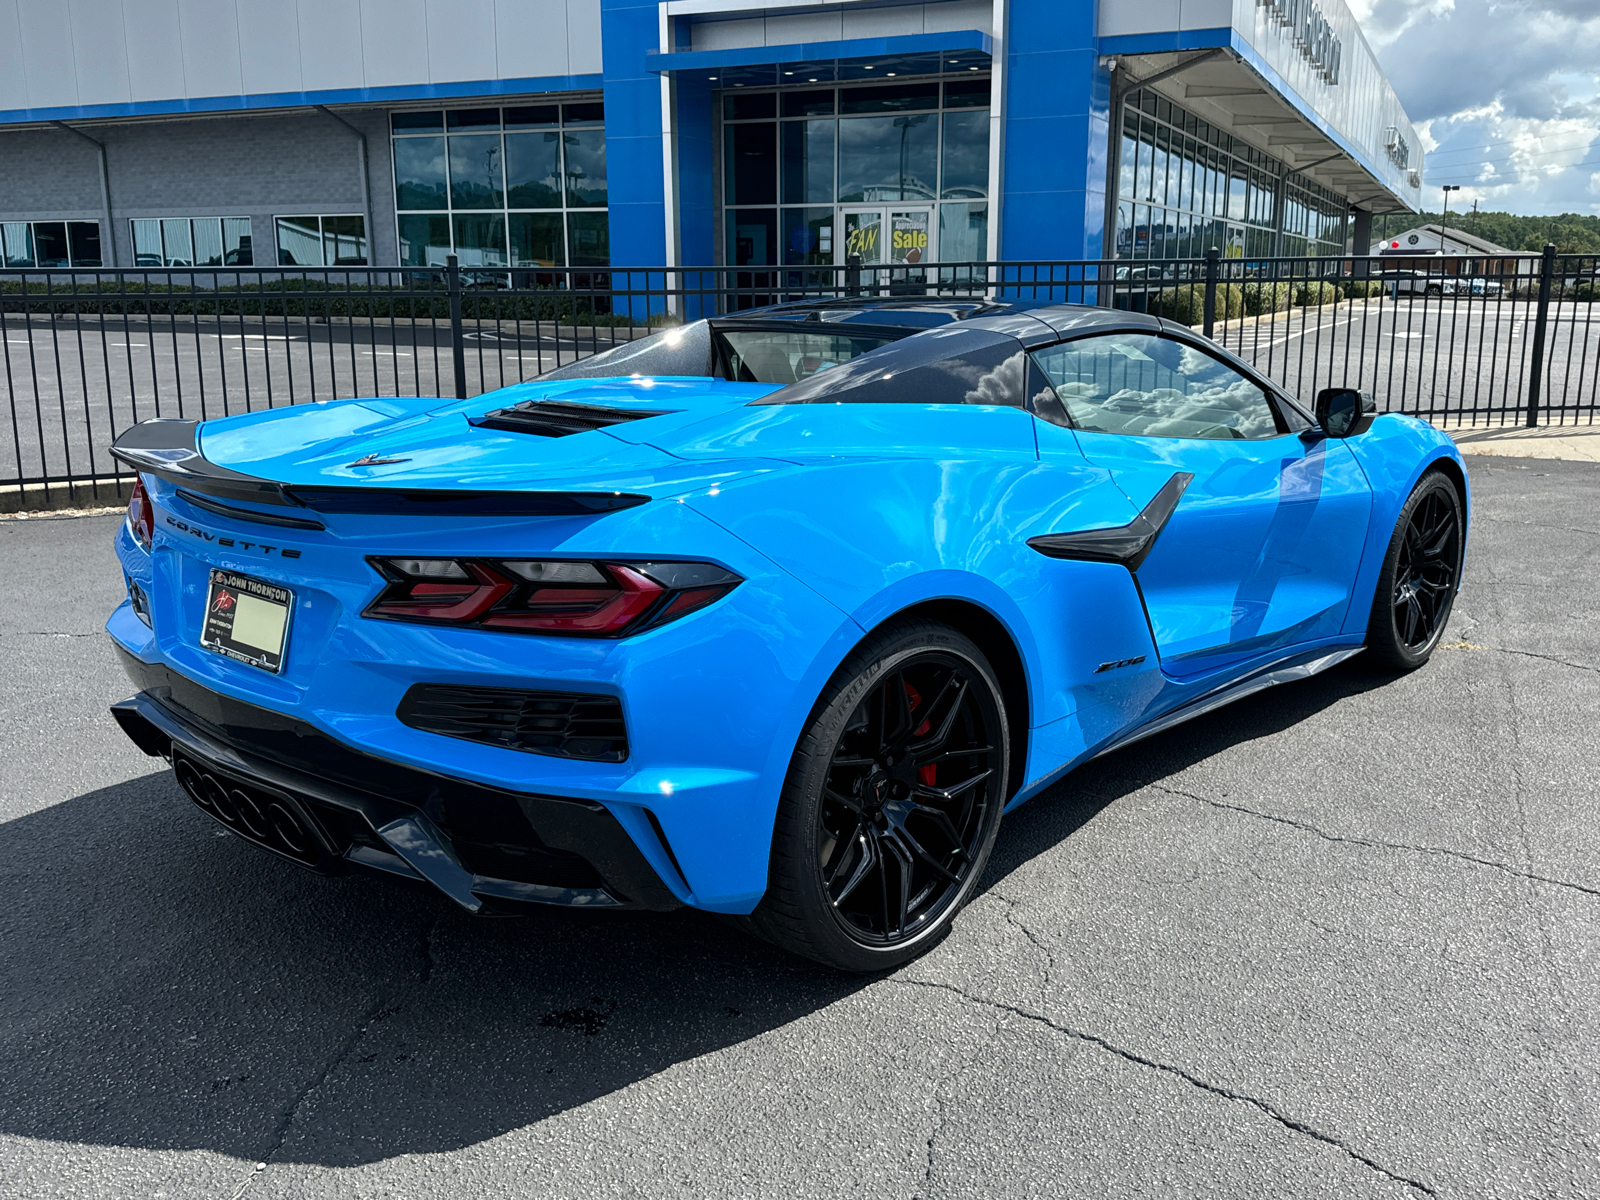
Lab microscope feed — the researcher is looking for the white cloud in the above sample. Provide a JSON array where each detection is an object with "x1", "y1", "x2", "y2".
[{"x1": 1357, "y1": 0, "x2": 1600, "y2": 213}]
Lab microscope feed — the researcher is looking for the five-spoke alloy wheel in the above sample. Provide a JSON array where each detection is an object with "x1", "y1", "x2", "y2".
[
  {"x1": 1367, "y1": 470, "x2": 1464, "y2": 668},
  {"x1": 752, "y1": 621, "x2": 1009, "y2": 972}
]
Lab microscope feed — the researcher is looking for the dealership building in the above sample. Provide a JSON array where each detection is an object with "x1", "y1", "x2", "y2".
[{"x1": 0, "y1": 0, "x2": 1423, "y2": 275}]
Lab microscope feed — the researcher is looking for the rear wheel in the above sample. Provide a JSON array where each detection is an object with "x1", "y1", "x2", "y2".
[
  {"x1": 751, "y1": 621, "x2": 1009, "y2": 972},
  {"x1": 1366, "y1": 471, "x2": 1464, "y2": 669}
]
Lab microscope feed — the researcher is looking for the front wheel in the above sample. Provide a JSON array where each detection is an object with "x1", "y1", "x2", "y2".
[
  {"x1": 751, "y1": 621, "x2": 1009, "y2": 972},
  {"x1": 1366, "y1": 471, "x2": 1464, "y2": 669}
]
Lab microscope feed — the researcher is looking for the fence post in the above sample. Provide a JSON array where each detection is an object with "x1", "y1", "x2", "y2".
[
  {"x1": 845, "y1": 253, "x2": 862, "y2": 297},
  {"x1": 1524, "y1": 243, "x2": 1556, "y2": 428},
  {"x1": 1202, "y1": 247, "x2": 1220, "y2": 339},
  {"x1": 446, "y1": 253, "x2": 467, "y2": 401}
]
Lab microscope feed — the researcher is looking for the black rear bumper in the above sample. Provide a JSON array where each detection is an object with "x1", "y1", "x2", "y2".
[{"x1": 110, "y1": 647, "x2": 680, "y2": 913}]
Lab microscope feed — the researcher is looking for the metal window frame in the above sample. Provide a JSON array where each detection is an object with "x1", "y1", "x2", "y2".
[{"x1": 388, "y1": 99, "x2": 609, "y2": 271}]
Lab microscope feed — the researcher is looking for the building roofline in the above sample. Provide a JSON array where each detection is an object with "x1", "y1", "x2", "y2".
[{"x1": 0, "y1": 74, "x2": 604, "y2": 130}]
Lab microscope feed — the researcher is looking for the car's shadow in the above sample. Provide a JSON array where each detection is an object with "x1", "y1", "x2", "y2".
[{"x1": 0, "y1": 661, "x2": 1393, "y2": 1166}]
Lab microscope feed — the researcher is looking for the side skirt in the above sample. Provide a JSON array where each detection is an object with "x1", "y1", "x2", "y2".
[
  {"x1": 1007, "y1": 643, "x2": 1365, "y2": 809},
  {"x1": 1092, "y1": 645, "x2": 1366, "y2": 759}
]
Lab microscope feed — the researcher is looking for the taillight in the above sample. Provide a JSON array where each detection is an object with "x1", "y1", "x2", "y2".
[
  {"x1": 364, "y1": 558, "x2": 741, "y2": 637},
  {"x1": 126, "y1": 475, "x2": 154, "y2": 551}
]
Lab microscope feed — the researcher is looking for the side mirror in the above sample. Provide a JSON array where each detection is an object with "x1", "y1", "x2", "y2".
[{"x1": 1314, "y1": 387, "x2": 1374, "y2": 438}]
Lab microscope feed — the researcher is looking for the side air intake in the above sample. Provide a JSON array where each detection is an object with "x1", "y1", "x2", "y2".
[{"x1": 468, "y1": 400, "x2": 668, "y2": 437}]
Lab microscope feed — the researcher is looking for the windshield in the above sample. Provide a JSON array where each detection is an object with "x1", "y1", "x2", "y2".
[{"x1": 716, "y1": 329, "x2": 901, "y2": 385}]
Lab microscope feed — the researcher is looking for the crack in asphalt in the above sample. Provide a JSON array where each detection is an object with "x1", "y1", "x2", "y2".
[
  {"x1": 1, "y1": 630, "x2": 102, "y2": 638},
  {"x1": 1443, "y1": 639, "x2": 1600, "y2": 675},
  {"x1": 227, "y1": 914, "x2": 443, "y2": 1198},
  {"x1": 892, "y1": 977, "x2": 1436, "y2": 1196},
  {"x1": 1475, "y1": 515, "x2": 1600, "y2": 539},
  {"x1": 917, "y1": 1009, "x2": 1003, "y2": 1199},
  {"x1": 1154, "y1": 784, "x2": 1600, "y2": 900},
  {"x1": 991, "y1": 889, "x2": 1057, "y2": 987}
]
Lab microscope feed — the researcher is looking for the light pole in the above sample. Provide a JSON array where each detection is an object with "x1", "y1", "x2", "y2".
[{"x1": 1440, "y1": 184, "x2": 1461, "y2": 251}]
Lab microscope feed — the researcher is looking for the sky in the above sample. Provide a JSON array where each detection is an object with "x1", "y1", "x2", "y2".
[{"x1": 1347, "y1": 0, "x2": 1600, "y2": 216}]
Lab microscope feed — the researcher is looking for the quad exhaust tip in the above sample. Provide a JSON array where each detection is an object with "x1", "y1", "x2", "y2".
[{"x1": 173, "y1": 754, "x2": 327, "y2": 868}]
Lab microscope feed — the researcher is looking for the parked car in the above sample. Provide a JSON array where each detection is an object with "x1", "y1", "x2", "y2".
[
  {"x1": 1384, "y1": 270, "x2": 1503, "y2": 299},
  {"x1": 106, "y1": 298, "x2": 1469, "y2": 971}
]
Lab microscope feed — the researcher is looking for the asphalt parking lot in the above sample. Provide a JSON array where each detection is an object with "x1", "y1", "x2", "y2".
[{"x1": 2, "y1": 454, "x2": 1597, "y2": 1198}]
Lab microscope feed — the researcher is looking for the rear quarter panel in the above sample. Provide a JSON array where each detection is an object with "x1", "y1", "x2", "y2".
[{"x1": 682, "y1": 406, "x2": 1166, "y2": 792}]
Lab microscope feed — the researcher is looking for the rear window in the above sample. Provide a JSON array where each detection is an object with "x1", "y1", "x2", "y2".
[
  {"x1": 539, "y1": 321, "x2": 712, "y2": 380},
  {"x1": 717, "y1": 329, "x2": 900, "y2": 384},
  {"x1": 752, "y1": 326, "x2": 1028, "y2": 408}
]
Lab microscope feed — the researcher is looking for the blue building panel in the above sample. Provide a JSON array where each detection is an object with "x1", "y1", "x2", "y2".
[{"x1": 601, "y1": 0, "x2": 671, "y2": 270}]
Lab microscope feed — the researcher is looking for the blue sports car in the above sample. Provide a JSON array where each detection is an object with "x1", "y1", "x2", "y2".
[{"x1": 106, "y1": 298, "x2": 1468, "y2": 971}]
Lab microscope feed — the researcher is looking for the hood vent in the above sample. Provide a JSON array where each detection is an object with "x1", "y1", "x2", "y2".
[{"x1": 468, "y1": 400, "x2": 669, "y2": 438}]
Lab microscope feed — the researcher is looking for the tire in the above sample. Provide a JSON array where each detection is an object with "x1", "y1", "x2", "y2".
[
  {"x1": 1365, "y1": 471, "x2": 1465, "y2": 669},
  {"x1": 750, "y1": 620, "x2": 1010, "y2": 972}
]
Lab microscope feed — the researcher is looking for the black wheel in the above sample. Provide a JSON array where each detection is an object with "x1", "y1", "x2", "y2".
[
  {"x1": 1366, "y1": 471, "x2": 1464, "y2": 669},
  {"x1": 751, "y1": 621, "x2": 1009, "y2": 972}
]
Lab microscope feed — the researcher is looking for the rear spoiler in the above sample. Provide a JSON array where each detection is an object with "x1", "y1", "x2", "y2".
[{"x1": 109, "y1": 418, "x2": 651, "y2": 517}]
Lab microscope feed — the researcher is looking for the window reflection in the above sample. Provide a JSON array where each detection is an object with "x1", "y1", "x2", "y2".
[
  {"x1": 510, "y1": 212, "x2": 564, "y2": 266},
  {"x1": 453, "y1": 213, "x2": 508, "y2": 267},
  {"x1": 506, "y1": 132, "x2": 562, "y2": 208},
  {"x1": 563, "y1": 129, "x2": 607, "y2": 207},
  {"x1": 1032, "y1": 334, "x2": 1278, "y2": 440},
  {"x1": 394, "y1": 137, "x2": 448, "y2": 210},
  {"x1": 275, "y1": 215, "x2": 366, "y2": 266},
  {"x1": 724, "y1": 81, "x2": 992, "y2": 268},
  {"x1": 566, "y1": 212, "x2": 609, "y2": 267},
  {"x1": 1119, "y1": 88, "x2": 1346, "y2": 260},
  {"x1": 838, "y1": 114, "x2": 936, "y2": 202},
  {"x1": 392, "y1": 103, "x2": 606, "y2": 267},
  {"x1": 781, "y1": 120, "x2": 834, "y2": 205},
  {"x1": 448, "y1": 134, "x2": 504, "y2": 210},
  {"x1": 398, "y1": 214, "x2": 451, "y2": 267},
  {"x1": 940, "y1": 110, "x2": 989, "y2": 198}
]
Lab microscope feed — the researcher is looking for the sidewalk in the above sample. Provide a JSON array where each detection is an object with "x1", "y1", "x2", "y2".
[{"x1": 1446, "y1": 423, "x2": 1600, "y2": 464}]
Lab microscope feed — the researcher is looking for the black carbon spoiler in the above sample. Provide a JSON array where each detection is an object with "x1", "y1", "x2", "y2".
[{"x1": 109, "y1": 418, "x2": 651, "y2": 517}]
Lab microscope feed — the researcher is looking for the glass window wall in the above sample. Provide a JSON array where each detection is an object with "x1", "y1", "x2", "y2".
[
  {"x1": 392, "y1": 101, "x2": 607, "y2": 268},
  {"x1": 1115, "y1": 89, "x2": 1349, "y2": 260},
  {"x1": 2, "y1": 220, "x2": 103, "y2": 267},
  {"x1": 721, "y1": 78, "x2": 991, "y2": 268},
  {"x1": 274, "y1": 215, "x2": 368, "y2": 266},
  {"x1": 128, "y1": 217, "x2": 251, "y2": 266}
]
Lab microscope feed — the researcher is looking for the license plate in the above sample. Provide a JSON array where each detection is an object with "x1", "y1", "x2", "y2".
[{"x1": 200, "y1": 568, "x2": 293, "y2": 674}]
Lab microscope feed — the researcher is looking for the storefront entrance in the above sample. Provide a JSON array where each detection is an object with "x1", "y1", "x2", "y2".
[{"x1": 840, "y1": 206, "x2": 935, "y2": 267}]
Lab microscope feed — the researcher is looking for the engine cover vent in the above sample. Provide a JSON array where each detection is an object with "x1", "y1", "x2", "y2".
[
  {"x1": 398, "y1": 683, "x2": 628, "y2": 761},
  {"x1": 468, "y1": 400, "x2": 668, "y2": 438}
]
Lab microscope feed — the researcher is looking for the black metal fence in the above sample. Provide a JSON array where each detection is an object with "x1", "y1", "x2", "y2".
[{"x1": 3, "y1": 248, "x2": 1596, "y2": 506}]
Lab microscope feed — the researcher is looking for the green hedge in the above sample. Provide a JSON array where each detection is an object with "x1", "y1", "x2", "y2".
[
  {"x1": 0, "y1": 278, "x2": 643, "y2": 325},
  {"x1": 1151, "y1": 282, "x2": 1244, "y2": 325},
  {"x1": 1340, "y1": 280, "x2": 1386, "y2": 299},
  {"x1": 1241, "y1": 281, "x2": 1292, "y2": 316},
  {"x1": 1293, "y1": 281, "x2": 1339, "y2": 306}
]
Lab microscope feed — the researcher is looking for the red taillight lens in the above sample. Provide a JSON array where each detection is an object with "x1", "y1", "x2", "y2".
[
  {"x1": 126, "y1": 475, "x2": 154, "y2": 551},
  {"x1": 363, "y1": 558, "x2": 741, "y2": 638}
]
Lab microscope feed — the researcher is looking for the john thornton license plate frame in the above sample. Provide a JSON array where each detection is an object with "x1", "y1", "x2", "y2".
[{"x1": 200, "y1": 568, "x2": 294, "y2": 674}]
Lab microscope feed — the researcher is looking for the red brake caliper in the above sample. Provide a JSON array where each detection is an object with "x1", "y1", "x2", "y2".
[{"x1": 904, "y1": 681, "x2": 937, "y2": 787}]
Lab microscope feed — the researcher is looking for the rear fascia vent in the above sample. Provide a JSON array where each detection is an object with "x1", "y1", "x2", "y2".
[
  {"x1": 398, "y1": 683, "x2": 628, "y2": 761},
  {"x1": 468, "y1": 400, "x2": 669, "y2": 438}
]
